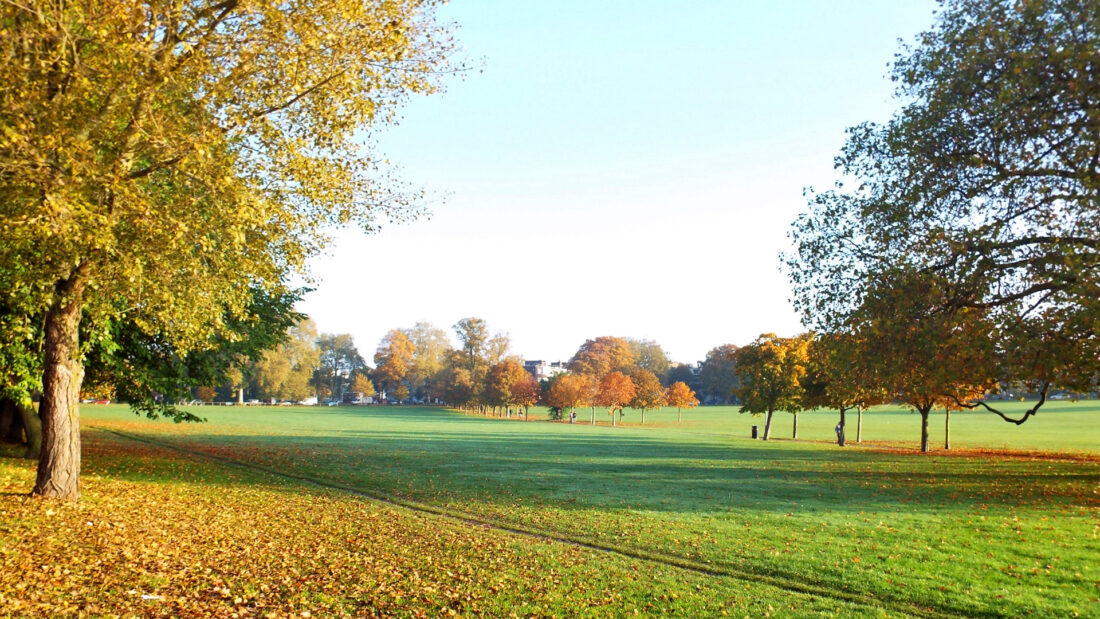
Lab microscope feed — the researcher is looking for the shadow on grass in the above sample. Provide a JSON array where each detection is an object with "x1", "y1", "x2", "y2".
[{"x1": 85, "y1": 424, "x2": 1100, "y2": 516}]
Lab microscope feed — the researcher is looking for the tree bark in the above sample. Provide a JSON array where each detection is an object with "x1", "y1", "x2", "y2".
[
  {"x1": 34, "y1": 277, "x2": 87, "y2": 500},
  {"x1": 641, "y1": 408, "x2": 645, "y2": 425},
  {"x1": 0, "y1": 399, "x2": 14, "y2": 439},
  {"x1": 0, "y1": 398, "x2": 21, "y2": 442},
  {"x1": 18, "y1": 400, "x2": 42, "y2": 459},
  {"x1": 837, "y1": 408, "x2": 846, "y2": 447},
  {"x1": 919, "y1": 406, "x2": 931, "y2": 453},
  {"x1": 792, "y1": 412, "x2": 798, "y2": 439},
  {"x1": 856, "y1": 405, "x2": 863, "y2": 443},
  {"x1": 677, "y1": 407, "x2": 682, "y2": 423},
  {"x1": 611, "y1": 409, "x2": 616, "y2": 426},
  {"x1": 590, "y1": 406, "x2": 595, "y2": 425},
  {"x1": 762, "y1": 409, "x2": 773, "y2": 440},
  {"x1": 944, "y1": 407, "x2": 951, "y2": 450}
]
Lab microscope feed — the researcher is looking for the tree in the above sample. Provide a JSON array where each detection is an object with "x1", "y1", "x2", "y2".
[
  {"x1": 787, "y1": 0, "x2": 1100, "y2": 428},
  {"x1": 316, "y1": 334, "x2": 365, "y2": 403},
  {"x1": 82, "y1": 286, "x2": 303, "y2": 416},
  {"x1": 665, "y1": 381, "x2": 699, "y2": 423},
  {"x1": 393, "y1": 385, "x2": 410, "y2": 403},
  {"x1": 486, "y1": 359, "x2": 529, "y2": 418},
  {"x1": 629, "y1": 369, "x2": 666, "y2": 425},
  {"x1": 549, "y1": 372, "x2": 602, "y2": 425},
  {"x1": 253, "y1": 318, "x2": 320, "y2": 403},
  {"x1": 627, "y1": 339, "x2": 671, "y2": 380},
  {"x1": 568, "y1": 337, "x2": 634, "y2": 379},
  {"x1": 374, "y1": 330, "x2": 415, "y2": 396},
  {"x1": 699, "y1": 345, "x2": 739, "y2": 404},
  {"x1": 1, "y1": 0, "x2": 458, "y2": 499},
  {"x1": 511, "y1": 373, "x2": 540, "y2": 420},
  {"x1": 442, "y1": 366, "x2": 477, "y2": 410},
  {"x1": 848, "y1": 269, "x2": 997, "y2": 452},
  {"x1": 665, "y1": 364, "x2": 700, "y2": 394},
  {"x1": 402, "y1": 322, "x2": 452, "y2": 402},
  {"x1": 453, "y1": 318, "x2": 489, "y2": 371},
  {"x1": 734, "y1": 334, "x2": 807, "y2": 441},
  {"x1": 194, "y1": 386, "x2": 216, "y2": 403},
  {"x1": 351, "y1": 373, "x2": 376, "y2": 400},
  {"x1": 597, "y1": 372, "x2": 635, "y2": 427},
  {"x1": 486, "y1": 332, "x2": 513, "y2": 366},
  {"x1": 451, "y1": 318, "x2": 489, "y2": 408},
  {"x1": 803, "y1": 332, "x2": 887, "y2": 446}
]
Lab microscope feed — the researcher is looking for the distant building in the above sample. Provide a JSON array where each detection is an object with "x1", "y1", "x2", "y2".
[{"x1": 523, "y1": 359, "x2": 569, "y2": 381}]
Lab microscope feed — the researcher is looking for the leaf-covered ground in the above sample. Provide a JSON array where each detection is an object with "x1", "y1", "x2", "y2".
[
  {"x1": 71, "y1": 402, "x2": 1100, "y2": 618},
  {"x1": 1, "y1": 431, "x2": 899, "y2": 618}
]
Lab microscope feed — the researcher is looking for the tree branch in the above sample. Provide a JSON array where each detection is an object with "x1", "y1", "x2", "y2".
[
  {"x1": 952, "y1": 381, "x2": 1050, "y2": 425},
  {"x1": 249, "y1": 68, "x2": 351, "y2": 120}
]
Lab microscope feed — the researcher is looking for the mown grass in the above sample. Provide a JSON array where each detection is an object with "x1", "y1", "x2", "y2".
[{"x1": 11, "y1": 401, "x2": 1100, "y2": 616}]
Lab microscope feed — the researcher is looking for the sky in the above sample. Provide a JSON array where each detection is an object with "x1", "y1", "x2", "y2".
[{"x1": 298, "y1": 0, "x2": 939, "y2": 365}]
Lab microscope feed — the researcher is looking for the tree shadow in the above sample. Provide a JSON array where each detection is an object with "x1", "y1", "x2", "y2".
[{"x1": 86, "y1": 422, "x2": 1100, "y2": 516}]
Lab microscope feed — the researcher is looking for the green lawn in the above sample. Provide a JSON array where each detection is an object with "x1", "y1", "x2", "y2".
[{"x1": 23, "y1": 401, "x2": 1100, "y2": 616}]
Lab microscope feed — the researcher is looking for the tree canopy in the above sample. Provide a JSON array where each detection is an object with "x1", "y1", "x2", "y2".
[
  {"x1": 1, "y1": 0, "x2": 458, "y2": 499},
  {"x1": 734, "y1": 334, "x2": 808, "y2": 441},
  {"x1": 787, "y1": 0, "x2": 1100, "y2": 426}
]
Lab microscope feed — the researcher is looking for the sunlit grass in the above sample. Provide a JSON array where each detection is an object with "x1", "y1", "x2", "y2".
[
  {"x1": 26, "y1": 401, "x2": 1100, "y2": 616},
  {"x1": 1, "y1": 433, "x2": 892, "y2": 618}
]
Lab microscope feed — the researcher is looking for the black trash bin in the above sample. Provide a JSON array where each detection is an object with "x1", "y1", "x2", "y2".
[{"x1": 751, "y1": 425, "x2": 758, "y2": 439}]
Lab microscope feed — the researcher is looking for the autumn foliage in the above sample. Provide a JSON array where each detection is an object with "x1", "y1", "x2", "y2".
[{"x1": 596, "y1": 372, "x2": 635, "y2": 427}]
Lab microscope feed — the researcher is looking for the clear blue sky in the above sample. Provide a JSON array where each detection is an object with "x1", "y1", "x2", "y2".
[{"x1": 300, "y1": 0, "x2": 938, "y2": 364}]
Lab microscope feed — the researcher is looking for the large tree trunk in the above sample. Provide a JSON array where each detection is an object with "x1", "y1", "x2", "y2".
[
  {"x1": 18, "y1": 400, "x2": 42, "y2": 459},
  {"x1": 34, "y1": 280, "x2": 86, "y2": 500},
  {"x1": 944, "y1": 407, "x2": 951, "y2": 450},
  {"x1": 0, "y1": 399, "x2": 14, "y2": 439},
  {"x1": 856, "y1": 405, "x2": 863, "y2": 443},
  {"x1": 792, "y1": 412, "x2": 798, "y2": 439},
  {"x1": 837, "y1": 408, "x2": 846, "y2": 446},
  {"x1": 762, "y1": 409, "x2": 773, "y2": 440},
  {"x1": 919, "y1": 406, "x2": 931, "y2": 453},
  {"x1": 0, "y1": 398, "x2": 22, "y2": 443}
]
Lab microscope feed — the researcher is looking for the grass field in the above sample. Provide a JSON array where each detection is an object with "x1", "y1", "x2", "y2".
[{"x1": 3, "y1": 401, "x2": 1098, "y2": 617}]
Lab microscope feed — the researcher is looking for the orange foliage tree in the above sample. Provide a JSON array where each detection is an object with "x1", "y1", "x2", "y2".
[
  {"x1": 510, "y1": 372, "x2": 540, "y2": 420},
  {"x1": 568, "y1": 337, "x2": 634, "y2": 378},
  {"x1": 597, "y1": 372, "x2": 635, "y2": 427},
  {"x1": 486, "y1": 359, "x2": 530, "y2": 418},
  {"x1": 545, "y1": 373, "x2": 590, "y2": 421},
  {"x1": 374, "y1": 330, "x2": 415, "y2": 399},
  {"x1": 665, "y1": 381, "x2": 699, "y2": 423},
  {"x1": 629, "y1": 369, "x2": 666, "y2": 425}
]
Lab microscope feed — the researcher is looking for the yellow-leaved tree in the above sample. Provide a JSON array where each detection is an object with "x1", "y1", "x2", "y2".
[
  {"x1": 0, "y1": 0, "x2": 459, "y2": 499},
  {"x1": 734, "y1": 334, "x2": 808, "y2": 441}
]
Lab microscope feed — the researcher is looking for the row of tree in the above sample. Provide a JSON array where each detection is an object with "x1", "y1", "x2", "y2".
[
  {"x1": 215, "y1": 323, "x2": 722, "y2": 418},
  {"x1": 780, "y1": 0, "x2": 1100, "y2": 451}
]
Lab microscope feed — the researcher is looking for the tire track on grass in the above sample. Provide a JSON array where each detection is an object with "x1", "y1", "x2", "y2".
[{"x1": 101, "y1": 428, "x2": 966, "y2": 619}]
